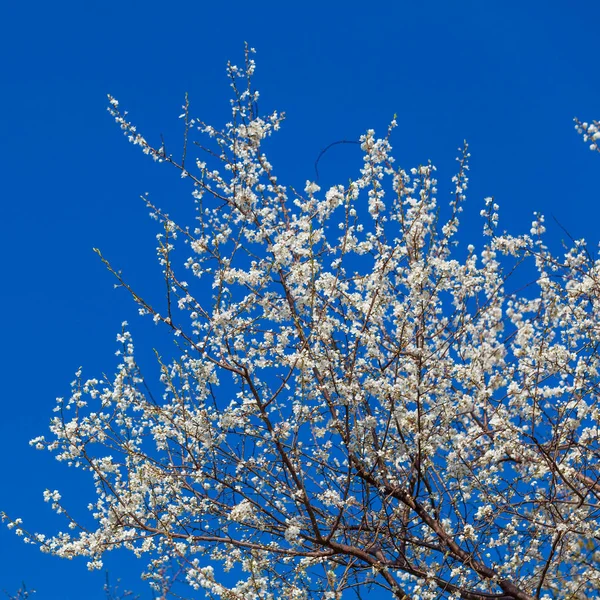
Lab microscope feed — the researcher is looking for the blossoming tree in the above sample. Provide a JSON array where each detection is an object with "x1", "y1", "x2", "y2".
[{"x1": 5, "y1": 48, "x2": 600, "y2": 599}]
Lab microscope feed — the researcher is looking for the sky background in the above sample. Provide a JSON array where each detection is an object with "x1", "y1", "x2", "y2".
[{"x1": 2, "y1": 1, "x2": 600, "y2": 598}]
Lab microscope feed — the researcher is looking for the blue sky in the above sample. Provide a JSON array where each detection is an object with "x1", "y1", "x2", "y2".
[{"x1": 1, "y1": 1, "x2": 600, "y2": 598}]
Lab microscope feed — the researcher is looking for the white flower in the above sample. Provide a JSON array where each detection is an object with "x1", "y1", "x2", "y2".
[{"x1": 229, "y1": 499, "x2": 254, "y2": 523}]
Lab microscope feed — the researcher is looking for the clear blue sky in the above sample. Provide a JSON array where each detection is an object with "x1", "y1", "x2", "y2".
[{"x1": 1, "y1": 1, "x2": 600, "y2": 598}]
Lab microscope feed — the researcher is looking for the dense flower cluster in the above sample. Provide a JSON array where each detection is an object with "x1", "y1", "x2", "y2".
[{"x1": 4, "y1": 48, "x2": 600, "y2": 599}]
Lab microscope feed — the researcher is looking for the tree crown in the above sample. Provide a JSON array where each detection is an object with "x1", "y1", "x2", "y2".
[{"x1": 4, "y1": 48, "x2": 600, "y2": 600}]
